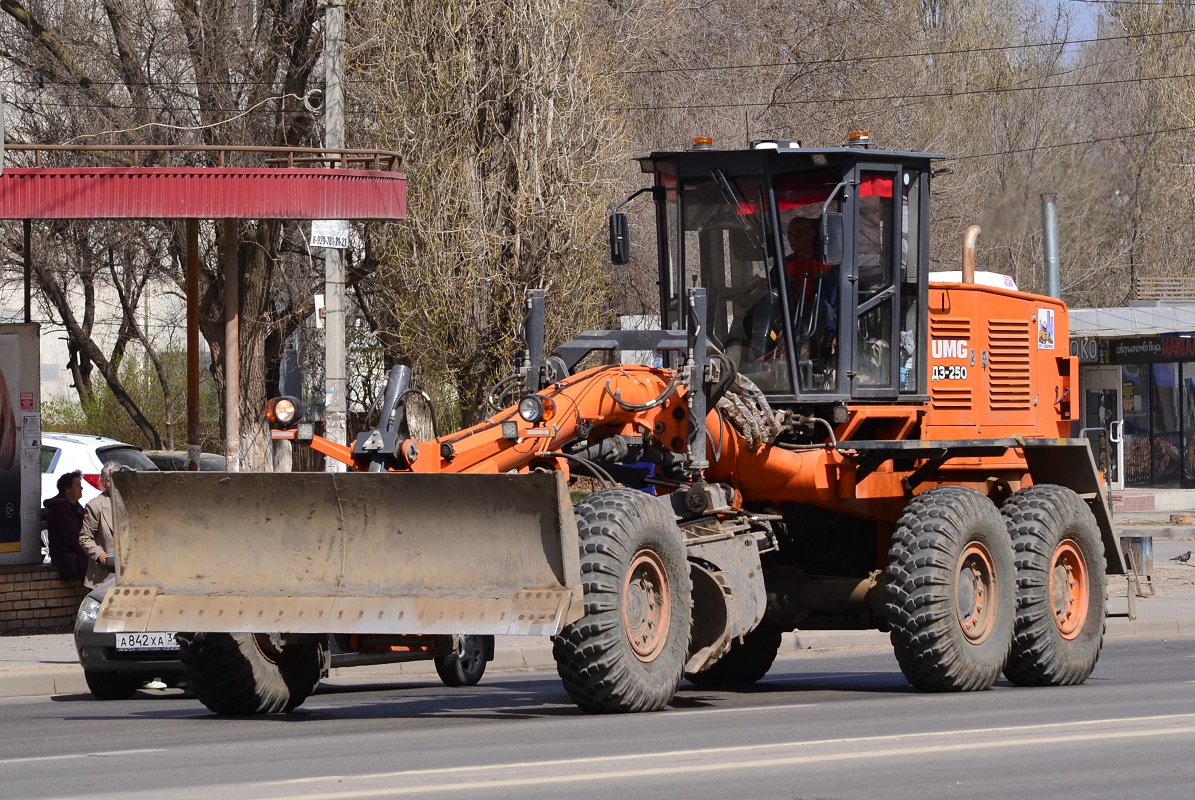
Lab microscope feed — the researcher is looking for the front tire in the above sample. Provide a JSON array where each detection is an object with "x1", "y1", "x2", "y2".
[
  {"x1": 435, "y1": 635, "x2": 493, "y2": 687},
  {"x1": 553, "y1": 488, "x2": 693, "y2": 713},
  {"x1": 180, "y1": 632, "x2": 328, "y2": 715},
  {"x1": 83, "y1": 669, "x2": 141, "y2": 700},
  {"x1": 1001, "y1": 484, "x2": 1106, "y2": 686},
  {"x1": 884, "y1": 486, "x2": 1015, "y2": 692}
]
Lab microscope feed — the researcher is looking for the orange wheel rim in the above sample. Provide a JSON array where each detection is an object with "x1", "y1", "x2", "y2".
[
  {"x1": 623, "y1": 549, "x2": 670, "y2": 662},
  {"x1": 1050, "y1": 539, "x2": 1089, "y2": 639},
  {"x1": 956, "y1": 543, "x2": 997, "y2": 644}
]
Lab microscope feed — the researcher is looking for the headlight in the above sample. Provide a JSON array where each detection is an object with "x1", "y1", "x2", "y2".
[
  {"x1": 264, "y1": 395, "x2": 302, "y2": 427},
  {"x1": 77, "y1": 597, "x2": 101, "y2": 623},
  {"x1": 517, "y1": 395, "x2": 555, "y2": 424}
]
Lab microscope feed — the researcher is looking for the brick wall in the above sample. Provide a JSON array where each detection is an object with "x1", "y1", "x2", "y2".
[{"x1": 0, "y1": 564, "x2": 90, "y2": 634}]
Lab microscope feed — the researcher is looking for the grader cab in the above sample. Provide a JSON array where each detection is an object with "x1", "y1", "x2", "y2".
[{"x1": 98, "y1": 136, "x2": 1121, "y2": 715}]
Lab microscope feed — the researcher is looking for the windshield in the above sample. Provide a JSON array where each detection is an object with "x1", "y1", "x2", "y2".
[
  {"x1": 670, "y1": 168, "x2": 842, "y2": 396},
  {"x1": 97, "y1": 446, "x2": 158, "y2": 471}
]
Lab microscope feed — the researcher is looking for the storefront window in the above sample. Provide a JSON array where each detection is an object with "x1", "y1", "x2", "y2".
[
  {"x1": 1184, "y1": 362, "x2": 1195, "y2": 486},
  {"x1": 1122, "y1": 364, "x2": 1151, "y2": 485},
  {"x1": 1151, "y1": 363, "x2": 1181, "y2": 486}
]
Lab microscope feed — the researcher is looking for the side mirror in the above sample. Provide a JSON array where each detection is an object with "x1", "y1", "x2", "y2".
[
  {"x1": 820, "y1": 212, "x2": 844, "y2": 266},
  {"x1": 610, "y1": 212, "x2": 630, "y2": 265}
]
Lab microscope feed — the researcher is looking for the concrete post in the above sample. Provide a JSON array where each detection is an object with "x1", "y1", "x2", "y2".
[{"x1": 324, "y1": 0, "x2": 347, "y2": 472}]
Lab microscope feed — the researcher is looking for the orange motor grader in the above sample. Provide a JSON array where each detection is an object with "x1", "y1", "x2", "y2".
[{"x1": 98, "y1": 136, "x2": 1121, "y2": 715}]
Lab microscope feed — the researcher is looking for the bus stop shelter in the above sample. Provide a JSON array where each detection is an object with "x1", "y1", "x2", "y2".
[{"x1": 0, "y1": 144, "x2": 406, "y2": 469}]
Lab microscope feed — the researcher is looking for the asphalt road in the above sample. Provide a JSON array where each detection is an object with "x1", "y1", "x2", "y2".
[{"x1": 2, "y1": 632, "x2": 1193, "y2": 800}]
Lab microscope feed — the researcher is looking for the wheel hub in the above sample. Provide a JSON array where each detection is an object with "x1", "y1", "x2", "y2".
[
  {"x1": 1049, "y1": 539, "x2": 1089, "y2": 639},
  {"x1": 623, "y1": 548, "x2": 670, "y2": 662},
  {"x1": 956, "y1": 543, "x2": 997, "y2": 644}
]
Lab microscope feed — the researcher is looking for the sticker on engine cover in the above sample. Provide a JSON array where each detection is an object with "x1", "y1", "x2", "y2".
[{"x1": 1038, "y1": 307, "x2": 1055, "y2": 350}]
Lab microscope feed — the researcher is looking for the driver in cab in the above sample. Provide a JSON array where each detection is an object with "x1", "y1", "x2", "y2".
[{"x1": 784, "y1": 216, "x2": 837, "y2": 360}]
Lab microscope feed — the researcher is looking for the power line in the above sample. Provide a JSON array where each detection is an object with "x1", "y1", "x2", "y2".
[
  {"x1": 1069, "y1": 0, "x2": 1180, "y2": 5},
  {"x1": 9, "y1": 77, "x2": 374, "y2": 89},
  {"x1": 619, "y1": 25, "x2": 1195, "y2": 77},
  {"x1": 952, "y1": 124, "x2": 1195, "y2": 161},
  {"x1": 618, "y1": 70, "x2": 1195, "y2": 111},
  {"x1": 9, "y1": 99, "x2": 322, "y2": 115}
]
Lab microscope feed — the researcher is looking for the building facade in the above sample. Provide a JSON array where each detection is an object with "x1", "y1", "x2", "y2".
[{"x1": 1071, "y1": 304, "x2": 1195, "y2": 489}]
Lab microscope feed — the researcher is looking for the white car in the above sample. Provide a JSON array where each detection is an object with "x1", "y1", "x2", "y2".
[
  {"x1": 40, "y1": 433, "x2": 158, "y2": 561},
  {"x1": 41, "y1": 432, "x2": 159, "y2": 506}
]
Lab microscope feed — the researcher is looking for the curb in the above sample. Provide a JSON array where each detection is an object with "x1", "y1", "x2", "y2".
[
  {"x1": 1116, "y1": 526, "x2": 1195, "y2": 541},
  {"x1": 0, "y1": 667, "x2": 87, "y2": 699}
]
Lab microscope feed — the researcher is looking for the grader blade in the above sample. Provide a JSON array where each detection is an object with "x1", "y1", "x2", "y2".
[{"x1": 95, "y1": 471, "x2": 583, "y2": 637}]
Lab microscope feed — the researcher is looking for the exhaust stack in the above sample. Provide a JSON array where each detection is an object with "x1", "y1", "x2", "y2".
[
  {"x1": 961, "y1": 225, "x2": 981, "y2": 283},
  {"x1": 1041, "y1": 191, "x2": 1061, "y2": 298}
]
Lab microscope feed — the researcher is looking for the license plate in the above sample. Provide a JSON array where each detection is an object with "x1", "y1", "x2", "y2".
[{"x1": 115, "y1": 632, "x2": 179, "y2": 651}]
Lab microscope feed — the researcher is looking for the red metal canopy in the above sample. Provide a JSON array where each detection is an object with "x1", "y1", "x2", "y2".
[
  {"x1": 0, "y1": 167, "x2": 405, "y2": 220},
  {"x1": 0, "y1": 145, "x2": 406, "y2": 221}
]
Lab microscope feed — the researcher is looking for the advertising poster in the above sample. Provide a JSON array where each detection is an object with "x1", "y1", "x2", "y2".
[
  {"x1": 0, "y1": 333, "x2": 20, "y2": 553},
  {"x1": 1153, "y1": 432, "x2": 1181, "y2": 484}
]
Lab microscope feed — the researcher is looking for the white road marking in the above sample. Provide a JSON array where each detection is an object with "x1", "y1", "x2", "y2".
[
  {"x1": 0, "y1": 748, "x2": 164, "y2": 766},
  {"x1": 669, "y1": 701, "x2": 816, "y2": 716},
  {"x1": 249, "y1": 713, "x2": 1195, "y2": 798}
]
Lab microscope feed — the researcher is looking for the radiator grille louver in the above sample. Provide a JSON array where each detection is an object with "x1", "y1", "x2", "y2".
[
  {"x1": 930, "y1": 386, "x2": 973, "y2": 409},
  {"x1": 988, "y1": 319, "x2": 1032, "y2": 410},
  {"x1": 930, "y1": 317, "x2": 970, "y2": 339}
]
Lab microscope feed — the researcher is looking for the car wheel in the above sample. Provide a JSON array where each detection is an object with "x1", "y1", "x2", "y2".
[{"x1": 83, "y1": 670, "x2": 141, "y2": 700}]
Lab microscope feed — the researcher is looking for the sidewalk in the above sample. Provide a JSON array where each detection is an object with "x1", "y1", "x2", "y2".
[{"x1": 1, "y1": 569, "x2": 1188, "y2": 701}]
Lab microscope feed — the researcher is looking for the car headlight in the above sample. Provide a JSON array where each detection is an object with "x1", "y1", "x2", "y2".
[{"x1": 77, "y1": 597, "x2": 101, "y2": 624}]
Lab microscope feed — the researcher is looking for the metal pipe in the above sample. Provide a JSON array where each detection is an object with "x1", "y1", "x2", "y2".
[
  {"x1": 961, "y1": 224, "x2": 981, "y2": 284},
  {"x1": 22, "y1": 220, "x2": 30, "y2": 323},
  {"x1": 1041, "y1": 191, "x2": 1061, "y2": 298},
  {"x1": 186, "y1": 219, "x2": 201, "y2": 471},
  {"x1": 223, "y1": 219, "x2": 241, "y2": 472},
  {"x1": 523, "y1": 289, "x2": 545, "y2": 394}
]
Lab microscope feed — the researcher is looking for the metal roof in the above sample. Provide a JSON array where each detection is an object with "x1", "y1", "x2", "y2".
[
  {"x1": 636, "y1": 143, "x2": 943, "y2": 161},
  {"x1": 1070, "y1": 304, "x2": 1195, "y2": 337},
  {"x1": 0, "y1": 167, "x2": 406, "y2": 220}
]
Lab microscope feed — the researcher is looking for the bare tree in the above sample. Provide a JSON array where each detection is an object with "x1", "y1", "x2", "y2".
[
  {"x1": 349, "y1": 0, "x2": 624, "y2": 425},
  {"x1": 0, "y1": 0, "x2": 327, "y2": 465}
]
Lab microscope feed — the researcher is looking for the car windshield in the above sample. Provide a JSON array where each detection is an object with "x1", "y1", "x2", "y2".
[{"x1": 98, "y1": 446, "x2": 158, "y2": 470}]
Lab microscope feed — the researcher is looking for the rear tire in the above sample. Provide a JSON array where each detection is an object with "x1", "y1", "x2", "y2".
[
  {"x1": 180, "y1": 632, "x2": 328, "y2": 715},
  {"x1": 83, "y1": 669, "x2": 141, "y2": 700},
  {"x1": 435, "y1": 635, "x2": 493, "y2": 687},
  {"x1": 884, "y1": 486, "x2": 1015, "y2": 692},
  {"x1": 553, "y1": 488, "x2": 693, "y2": 713},
  {"x1": 685, "y1": 622, "x2": 783, "y2": 687},
  {"x1": 1001, "y1": 484, "x2": 1106, "y2": 686}
]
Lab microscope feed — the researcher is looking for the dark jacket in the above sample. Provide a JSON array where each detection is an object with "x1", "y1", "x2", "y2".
[{"x1": 44, "y1": 494, "x2": 87, "y2": 580}]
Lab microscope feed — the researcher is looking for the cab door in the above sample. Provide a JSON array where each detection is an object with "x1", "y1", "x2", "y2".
[{"x1": 848, "y1": 167, "x2": 901, "y2": 399}]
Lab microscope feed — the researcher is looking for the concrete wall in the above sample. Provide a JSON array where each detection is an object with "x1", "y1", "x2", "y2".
[{"x1": 0, "y1": 279, "x2": 191, "y2": 402}]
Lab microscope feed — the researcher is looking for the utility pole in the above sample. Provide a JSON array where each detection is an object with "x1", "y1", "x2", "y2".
[{"x1": 324, "y1": 0, "x2": 347, "y2": 472}]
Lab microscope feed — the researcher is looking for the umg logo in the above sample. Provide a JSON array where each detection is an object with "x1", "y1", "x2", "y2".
[{"x1": 931, "y1": 339, "x2": 969, "y2": 359}]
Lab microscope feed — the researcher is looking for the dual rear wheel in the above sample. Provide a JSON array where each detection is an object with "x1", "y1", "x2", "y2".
[{"x1": 884, "y1": 484, "x2": 1105, "y2": 692}]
